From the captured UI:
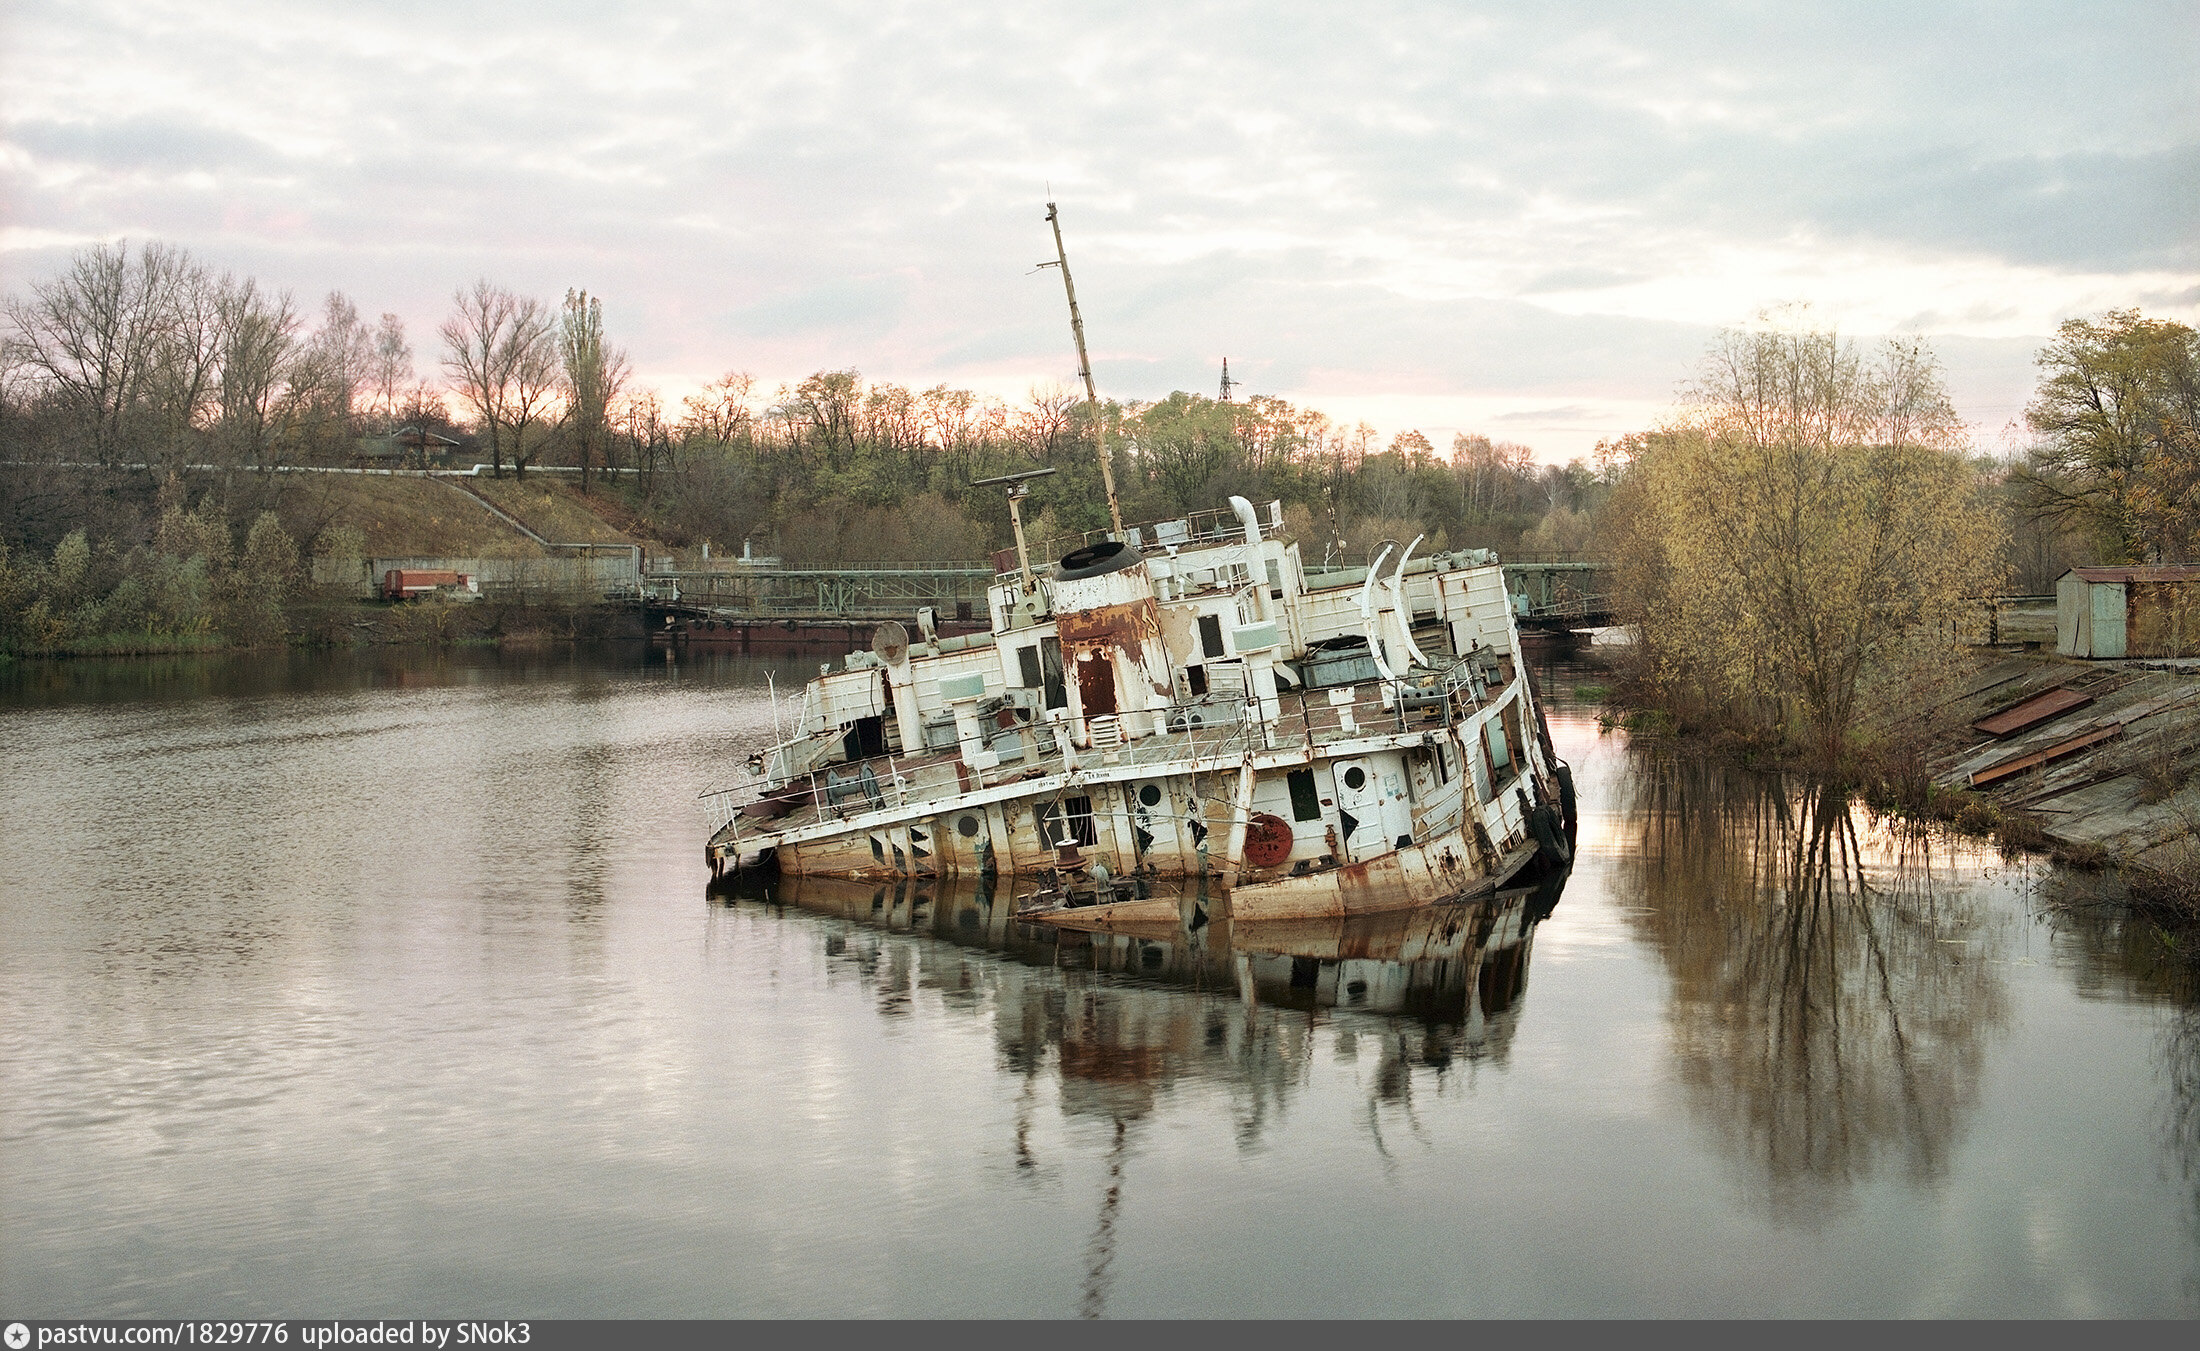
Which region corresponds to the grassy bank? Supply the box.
[6,594,640,659]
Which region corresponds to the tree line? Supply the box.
[1597,305,2197,768]
[0,240,1595,574]
[3,239,2193,669]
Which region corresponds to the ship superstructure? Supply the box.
[703,495,1575,923]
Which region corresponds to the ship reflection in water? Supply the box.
[713,869,1563,1316]
[724,869,1561,1051]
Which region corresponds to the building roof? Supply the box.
[2063,565,2200,584]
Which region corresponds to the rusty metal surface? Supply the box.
[1054,596,1162,656]
[1973,687,2093,737]
[2068,565,2200,584]
[1242,812,1294,869]
[1969,725,2123,787]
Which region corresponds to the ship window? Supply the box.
[1036,797,1098,849]
[1486,718,1513,772]
[1018,645,1042,689]
[1138,784,1163,808]
[1287,769,1321,822]
[1063,795,1097,847]
[1266,559,1283,594]
[1186,664,1208,697]
[1199,614,1225,658]
[1040,637,1067,710]
[1343,765,1367,791]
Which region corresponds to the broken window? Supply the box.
[1198,614,1225,659]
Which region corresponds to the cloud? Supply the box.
[9,116,282,174]
[1,0,2192,460]
[1495,406,1596,424]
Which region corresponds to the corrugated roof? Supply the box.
[2064,565,2200,584]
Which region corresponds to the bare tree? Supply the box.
[5,240,206,465]
[307,292,374,431]
[144,265,226,471]
[397,381,449,468]
[679,371,758,450]
[504,314,561,481]
[1010,383,1078,463]
[558,289,628,494]
[439,280,554,479]
[368,313,412,431]
[617,388,673,494]
[211,278,302,468]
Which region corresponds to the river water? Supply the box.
[1,646,2194,1318]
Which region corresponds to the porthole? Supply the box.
[957,814,980,837]
[1343,766,1367,791]
[1138,784,1162,807]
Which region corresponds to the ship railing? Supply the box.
[1028,504,1270,569]
[1269,659,1487,747]
[703,742,964,841]
[700,658,1497,844]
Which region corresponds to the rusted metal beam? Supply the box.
[1969,725,2122,787]
[1973,687,2093,738]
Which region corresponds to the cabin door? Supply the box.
[1076,650,1119,718]
[1331,755,1410,862]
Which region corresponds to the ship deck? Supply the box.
[704,663,1506,852]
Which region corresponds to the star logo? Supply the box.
[4,1322,30,1350]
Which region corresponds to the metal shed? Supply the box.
[2056,565,2200,659]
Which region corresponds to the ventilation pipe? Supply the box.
[1229,495,1263,545]
[1389,534,1431,669]
[1358,544,1397,682]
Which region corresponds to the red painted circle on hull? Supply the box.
[1243,813,1295,869]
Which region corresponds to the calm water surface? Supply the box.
[2,646,2194,1317]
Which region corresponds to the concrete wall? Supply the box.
[313,554,641,598]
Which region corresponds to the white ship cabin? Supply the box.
[743,496,1539,801]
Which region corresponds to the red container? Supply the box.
[382,569,469,600]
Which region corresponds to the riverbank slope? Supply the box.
[1920,649,2198,893]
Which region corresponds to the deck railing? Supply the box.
[699,653,1497,844]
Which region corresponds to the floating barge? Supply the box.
[702,495,1575,924]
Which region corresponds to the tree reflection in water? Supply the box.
[2175,1006,2200,1303]
[1618,757,2010,1222]
[2040,891,2200,1299]
[718,867,1563,1314]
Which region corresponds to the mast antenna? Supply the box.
[1043,201,1124,534]
[1219,357,1239,403]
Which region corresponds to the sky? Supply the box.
[2,0,2195,461]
